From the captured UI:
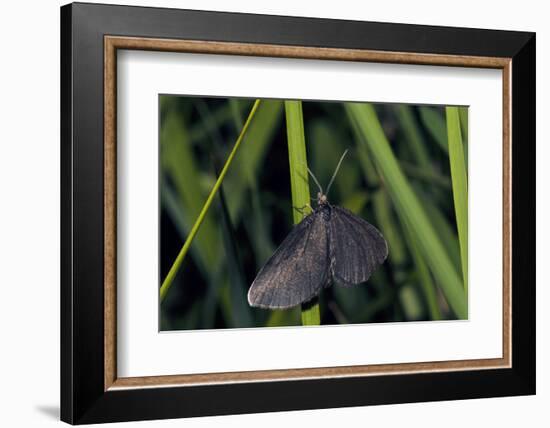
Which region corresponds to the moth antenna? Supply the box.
[306,167,324,194]
[297,162,324,194]
[326,149,349,196]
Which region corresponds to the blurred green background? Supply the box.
[159,96,468,331]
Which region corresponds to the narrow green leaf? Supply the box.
[160,110,219,272]
[188,101,248,143]
[346,102,467,318]
[399,285,423,320]
[308,120,359,200]
[218,184,253,327]
[355,141,438,319]
[285,100,321,325]
[415,185,461,272]
[458,106,469,169]
[229,100,283,221]
[400,213,442,320]
[224,100,283,267]
[393,105,431,169]
[160,185,208,277]
[160,99,262,302]
[371,190,407,268]
[400,161,451,189]
[419,106,448,153]
[446,107,468,295]
[458,107,469,144]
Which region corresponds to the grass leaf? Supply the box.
[218,184,254,327]
[419,106,448,153]
[393,105,431,169]
[160,110,220,273]
[345,102,467,318]
[285,100,321,325]
[446,106,468,295]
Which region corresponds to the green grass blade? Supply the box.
[415,185,461,272]
[229,98,244,130]
[345,102,467,318]
[218,184,253,327]
[355,139,437,320]
[458,106,469,170]
[446,107,468,295]
[308,119,360,201]
[371,189,406,269]
[419,106,448,153]
[160,99,262,302]
[400,213,442,320]
[285,100,320,325]
[160,185,210,277]
[160,109,219,273]
[400,161,451,189]
[228,100,283,220]
[393,105,431,169]
[221,100,283,267]
[188,101,248,143]
[458,106,468,141]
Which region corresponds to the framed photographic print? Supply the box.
[60,2,536,424]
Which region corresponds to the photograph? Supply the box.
[159,96,469,331]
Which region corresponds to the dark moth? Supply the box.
[248,151,388,309]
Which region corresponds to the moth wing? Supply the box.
[329,206,388,286]
[248,211,329,309]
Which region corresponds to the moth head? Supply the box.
[318,192,328,205]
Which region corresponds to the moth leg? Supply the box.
[293,204,313,217]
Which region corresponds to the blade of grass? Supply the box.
[400,161,451,189]
[351,112,407,271]
[160,185,209,276]
[229,98,244,129]
[446,106,468,296]
[458,107,469,143]
[309,120,360,200]
[231,100,282,263]
[218,183,253,327]
[346,102,467,318]
[160,99,262,302]
[188,101,249,143]
[228,100,283,221]
[415,185,461,272]
[356,149,429,321]
[160,107,222,324]
[400,213,442,320]
[160,110,219,273]
[285,100,320,325]
[393,105,431,169]
[354,123,408,316]
[418,106,448,153]
[458,106,469,170]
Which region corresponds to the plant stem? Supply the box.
[284,100,321,325]
[160,99,261,303]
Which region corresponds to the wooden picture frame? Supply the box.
[61,2,535,424]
